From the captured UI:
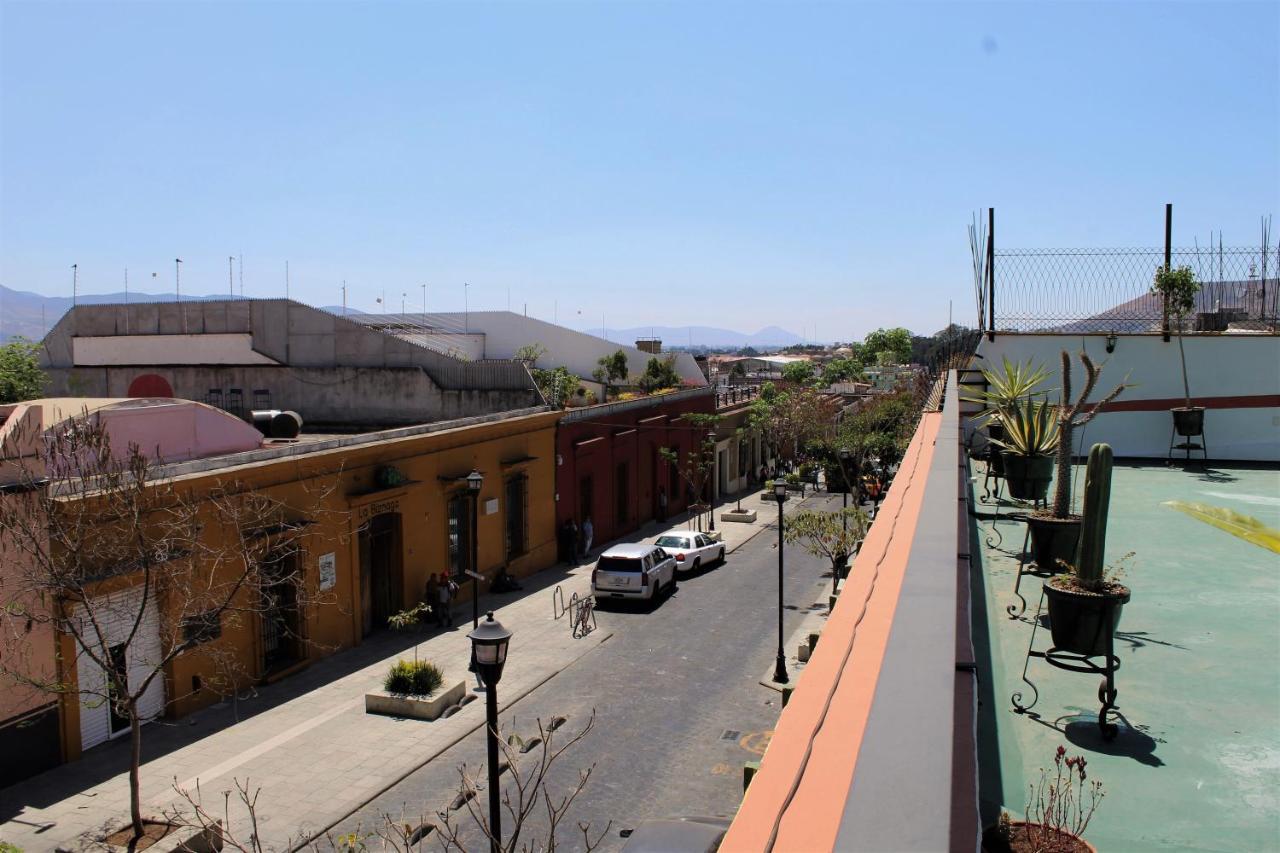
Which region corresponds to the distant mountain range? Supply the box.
[0,284,237,341]
[584,324,805,349]
[1,285,805,349]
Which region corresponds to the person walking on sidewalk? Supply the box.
[437,573,458,627]
[658,486,668,522]
[562,518,579,564]
[581,516,594,557]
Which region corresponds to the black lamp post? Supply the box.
[773,481,789,684]
[467,469,484,631]
[836,448,853,595]
[469,612,512,853]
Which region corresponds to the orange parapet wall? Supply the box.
[721,410,943,853]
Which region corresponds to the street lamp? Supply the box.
[836,448,852,594]
[469,612,512,853]
[773,481,789,684]
[467,469,484,631]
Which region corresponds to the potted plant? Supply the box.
[1152,264,1203,438]
[1027,352,1127,570]
[991,398,1057,502]
[963,357,1051,477]
[1045,443,1131,656]
[982,746,1102,853]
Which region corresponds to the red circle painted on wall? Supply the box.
[127,374,174,398]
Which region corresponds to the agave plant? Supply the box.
[962,356,1052,426]
[991,398,1059,457]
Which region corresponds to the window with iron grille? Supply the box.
[181,608,222,645]
[447,493,472,578]
[505,476,528,559]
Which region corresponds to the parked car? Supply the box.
[653,532,726,573]
[591,543,677,602]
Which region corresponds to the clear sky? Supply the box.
[2,1,1276,340]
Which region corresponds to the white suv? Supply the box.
[591,543,677,602]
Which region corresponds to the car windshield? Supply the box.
[655,536,688,548]
[597,556,643,573]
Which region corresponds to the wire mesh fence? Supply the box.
[992,246,1279,333]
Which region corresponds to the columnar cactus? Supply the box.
[1051,351,1127,518]
[1073,443,1113,591]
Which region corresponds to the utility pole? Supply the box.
[175,258,186,332]
[421,282,427,317]
[342,281,347,316]
[71,263,78,306]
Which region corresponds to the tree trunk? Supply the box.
[1052,420,1074,518]
[1177,327,1191,409]
[129,700,144,840]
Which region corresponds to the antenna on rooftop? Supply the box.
[71,263,78,307]
[342,281,347,316]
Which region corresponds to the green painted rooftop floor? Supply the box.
[971,460,1280,852]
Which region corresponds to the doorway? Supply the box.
[261,551,304,671]
[359,512,403,637]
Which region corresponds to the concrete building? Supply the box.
[39,300,543,429]
[349,311,707,400]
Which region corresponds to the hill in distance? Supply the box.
[585,324,805,349]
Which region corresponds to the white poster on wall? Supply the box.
[318,553,337,591]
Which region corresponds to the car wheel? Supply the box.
[691,558,701,573]
[718,548,726,563]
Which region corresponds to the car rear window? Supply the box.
[655,536,687,548]
[597,556,643,573]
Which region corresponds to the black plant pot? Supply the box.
[1172,406,1205,437]
[1045,579,1131,657]
[1026,515,1082,572]
[986,422,1006,477]
[1001,453,1052,502]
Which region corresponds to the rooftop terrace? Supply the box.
[973,460,1280,850]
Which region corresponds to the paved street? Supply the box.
[330,494,841,852]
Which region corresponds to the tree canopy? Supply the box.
[636,356,681,393]
[0,338,46,404]
[781,360,816,385]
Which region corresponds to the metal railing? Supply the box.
[714,384,761,409]
[988,245,1279,334]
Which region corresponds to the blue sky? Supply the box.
[2,1,1276,340]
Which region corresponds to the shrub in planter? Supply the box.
[1046,444,1131,656]
[962,356,1051,475]
[993,398,1057,502]
[1028,352,1127,570]
[1152,264,1204,437]
[384,659,445,698]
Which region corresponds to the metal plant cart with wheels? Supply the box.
[1011,585,1121,741]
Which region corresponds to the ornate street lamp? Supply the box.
[773,481,789,684]
[469,612,512,853]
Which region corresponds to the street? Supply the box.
[328,494,839,852]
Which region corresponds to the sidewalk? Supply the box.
[0,487,817,852]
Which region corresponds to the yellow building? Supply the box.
[1,401,559,768]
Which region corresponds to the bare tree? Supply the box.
[660,413,721,532]
[0,413,342,845]
[164,713,605,852]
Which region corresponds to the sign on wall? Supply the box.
[318,553,337,591]
[485,498,499,515]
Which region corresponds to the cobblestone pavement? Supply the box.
[331,493,846,853]
[0,488,821,852]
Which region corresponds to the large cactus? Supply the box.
[1051,351,1128,519]
[1073,443,1113,591]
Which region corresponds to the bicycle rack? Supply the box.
[570,593,597,639]
[552,585,567,620]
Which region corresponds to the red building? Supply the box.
[556,388,715,551]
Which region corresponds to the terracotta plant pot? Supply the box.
[1045,578,1131,657]
[1172,406,1205,437]
[1002,453,1053,502]
[982,820,1097,853]
[1026,515,1082,572]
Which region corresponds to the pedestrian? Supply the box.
[563,518,579,564]
[425,572,440,624]
[437,573,457,627]
[658,486,668,522]
[581,516,594,556]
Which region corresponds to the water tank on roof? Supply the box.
[251,409,303,439]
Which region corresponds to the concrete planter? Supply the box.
[133,822,224,853]
[721,509,757,523]
[365,680,467,721]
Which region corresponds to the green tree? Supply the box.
[592,349,630,399]
[781,361,816,384]
[531,366,580,408]
[636,356,680,393]
[783,507,870,590]
[0,338,46,403]
[821,357,864,385]
[659,412,721,532]
[862,327,913,366]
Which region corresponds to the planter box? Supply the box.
[365,680,467,721]
[151,822,225,853]
[721,509,757,523]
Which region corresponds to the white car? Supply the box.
[591,543,677,602]
[654,532,726,574]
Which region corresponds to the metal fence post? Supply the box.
[1162,203,1173,342]
[986,207,996,341]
